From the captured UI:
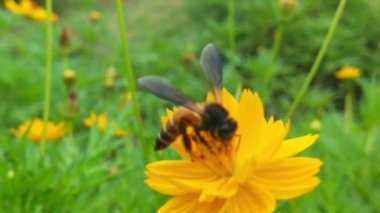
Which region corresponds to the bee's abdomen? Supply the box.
[154,116,180,150]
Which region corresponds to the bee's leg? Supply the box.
[179,119,192,152]
[194,127,214,153]
[233,134,242,152]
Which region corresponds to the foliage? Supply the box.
[0,0,379,211]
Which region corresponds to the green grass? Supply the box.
[1,0,380,212]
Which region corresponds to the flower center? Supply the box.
[186,127,238,177]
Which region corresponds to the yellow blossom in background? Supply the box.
[4,0,58,22]
[89,10,101,22]
[335,65,361,80]
[83,112,126,137]
[310,119,322,131]
[11,118,65,142]
[145,89,322,212]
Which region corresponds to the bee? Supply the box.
[138,44,237,152]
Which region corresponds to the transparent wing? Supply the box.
[200,43,223,102]
[138,76,201,113]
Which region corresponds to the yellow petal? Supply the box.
[199,177,239,202]
[253,157,322,199]
[238,116,289,165]
[221,88,239,118]
[272,134,319,160]
[97,112,107,132]
[193,198,227,213]
[83,112,97,127]
[225,182,275,213]
[145,174,195,195]
[158,194,227,213]
[145,160,217,195]
[235,89,265,161]
[5,0,25,15]
[114,129,127,137]
[158,194,199,213]
[254,119,290,163]
[146,160,214,179]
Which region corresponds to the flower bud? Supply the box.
[7,169,15,179]
[59,27,71,49]
[280,0,297,16]
[89,10,101,23]
[66,90,79,116]
[181,52,196,65]
[63,69,76,89]
[310,119,322,131]
[105,67,117,89]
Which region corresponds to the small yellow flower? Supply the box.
[7,170,15,179]
[89,10,101,22]
[280,0,298,16]
[145,89,322,212]
[335,65,361,80]
[4,0,58,22]
[310,119,322,131]
[83,112,126,137]
[11,118,65,142]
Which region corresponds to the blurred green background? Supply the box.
[0,0,379,212]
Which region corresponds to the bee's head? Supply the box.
[216,119,237,142]
[203,103,237,142]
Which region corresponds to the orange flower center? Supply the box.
[185,126,239,177]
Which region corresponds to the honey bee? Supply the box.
[138,44,237,152]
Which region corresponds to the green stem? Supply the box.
[41,0,53,155]
[344,84,353,129]
[286,0,346,120]
[265,19,285,86]
[365,127,376,154]
[115,0,146,159]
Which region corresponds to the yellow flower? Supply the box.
[89,10,101,22]
[4,0,58,22]
[83,112,126,137]
[335,65,361,80]
[310,119,322,131]
[11,118,65,142]
[145,89,322,212]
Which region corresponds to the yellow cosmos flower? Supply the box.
[89,10,101,22]
[335,65,361,80]
[145,89,322,212]
[4,0,58,22]
[11,118,65,142]
[83,112,126,137]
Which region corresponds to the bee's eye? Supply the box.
[217,120,237,139]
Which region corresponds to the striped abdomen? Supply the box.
[155,107,200,150]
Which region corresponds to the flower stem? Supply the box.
[115,0,146,159]
[41,0,53,155]
[364,127,376,154]
[344,84,353,129]
[285,0,346,120]
[265,19,285,87]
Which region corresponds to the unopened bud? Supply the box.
[59,27,71,49]
[89,10,101,23]
[7,169,15,179]
[280,0,297,16]
[181,52,196,64]
[63,69,76,89]
[119,92,132,107]
[109,167,119,176]
[66,90,79,116]
[105,67,117,88]
[310,119,322,131]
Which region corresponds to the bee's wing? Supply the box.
[200,43,223,103]
[138,76,202,113]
